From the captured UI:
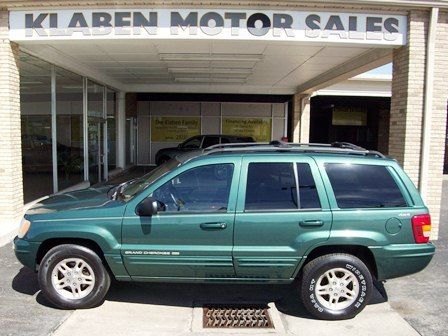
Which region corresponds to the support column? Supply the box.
[292,93,311,143]
[117,91,126,169]
[390,10,448,239]
[0,9,24,238]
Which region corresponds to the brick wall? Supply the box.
[0,10,24,233]
[292,93,310,143]
[428,10,448,239]
[390,10,448,239]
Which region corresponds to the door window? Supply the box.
[245,162,321,211]
[202,136,220,148]
[245,163,297,210]
[325,163,407,208]
[152,164,234,213]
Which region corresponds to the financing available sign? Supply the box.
[9,9,407,45]
[222,117,272,142]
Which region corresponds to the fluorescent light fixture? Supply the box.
[160,53,263,62]
[169,67,253,74]
[175,77,246,84]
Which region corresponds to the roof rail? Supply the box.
[203,141,386,158]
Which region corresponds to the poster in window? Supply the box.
[222,117,272,142]
[151,116,201,142]
[332,107,367,126]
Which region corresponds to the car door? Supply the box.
[121,157,241,279]
[233,155,332,280]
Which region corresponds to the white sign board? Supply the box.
[9,9,407,45]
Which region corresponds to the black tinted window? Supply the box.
[152,164,234,213]
[325,163,407,208]
[245,163,297,210]
[202,136,220,148]
[182,136,202,149]
[297,163,321,209]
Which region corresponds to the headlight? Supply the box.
[18,218,31,239]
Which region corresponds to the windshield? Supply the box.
[119,159,181,201]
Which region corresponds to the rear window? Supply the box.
[325,163,407,209]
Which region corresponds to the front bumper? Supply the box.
[13,236,40,270]
[369,243,435,281]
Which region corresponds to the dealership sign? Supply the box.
[9,9,407,45]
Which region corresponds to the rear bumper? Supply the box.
[13,236,40,270]
[369,243,435,281]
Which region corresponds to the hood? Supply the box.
[26,185,117,215]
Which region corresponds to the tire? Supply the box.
[38,244,111,309]
[300,253,373,320]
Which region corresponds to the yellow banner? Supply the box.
[222,117,272,142]
[151,116,201,142]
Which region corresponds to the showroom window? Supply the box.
[56,67,84,191]
[20,52,53,202]
[19,52,118,202]
[107,89,117,171]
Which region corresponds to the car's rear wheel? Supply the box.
[300,253,373,320]
[38,244,110,309]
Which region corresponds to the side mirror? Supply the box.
[136,197,158,217]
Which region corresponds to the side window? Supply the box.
[325,163,408,209]
[202,136,220,148]
[182,136,202,149]
[221,137,230,144]
[245,163,297,210]
[152,164,234,213]
[297,163,321,209]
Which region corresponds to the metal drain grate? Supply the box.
[203,305,274,328]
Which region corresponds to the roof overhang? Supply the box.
[2,0,448,10]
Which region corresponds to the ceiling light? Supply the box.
[160,53,263,62]
[169,67,253,74]
[175,77,246,84]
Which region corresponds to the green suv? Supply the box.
[14,142,435,320]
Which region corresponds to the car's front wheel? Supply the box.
[38,244,110,309]
[300,253,373,320]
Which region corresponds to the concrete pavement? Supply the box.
[53,282,418,336]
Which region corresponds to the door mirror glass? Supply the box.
[136,197,159,216]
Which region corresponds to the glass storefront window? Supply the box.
[87,80,105,185]
[20,53,120,201]
[20,53,53,203]
[107,89,117,171]
[56,67,84,190]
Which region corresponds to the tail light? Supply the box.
[411,214,431,243]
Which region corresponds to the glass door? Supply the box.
[87,81,106,185]
[88,118,105,185]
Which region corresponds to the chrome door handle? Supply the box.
[200,222,227,230]
[299,220,324,227]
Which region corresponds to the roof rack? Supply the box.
[203,141,386,158]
